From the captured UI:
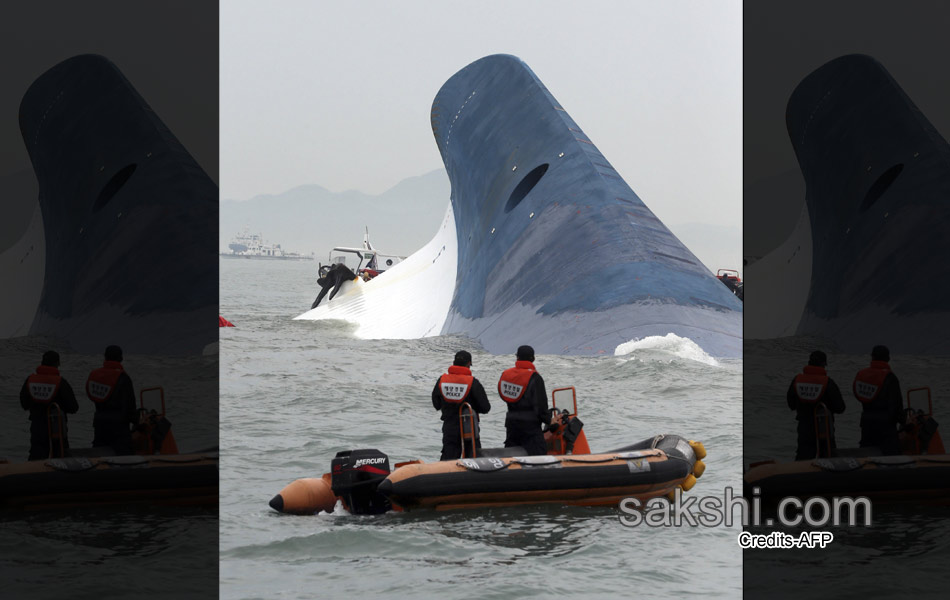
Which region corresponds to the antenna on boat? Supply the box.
[363,226,374,251]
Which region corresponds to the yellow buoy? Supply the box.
[689,440,707,460]
[667,486,681,501]
[681,473,697,491]
[693,460,706,478]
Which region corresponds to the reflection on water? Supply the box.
[747,505,950,596]
[1,507,217,598]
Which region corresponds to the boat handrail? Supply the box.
[716,268,741,280]
[907,386,932,416]
[551,386,578,416]
[140,386,166,417]
[459,402,478,458]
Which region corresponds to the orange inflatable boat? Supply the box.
[270,387,707,515]
[1,387,218,510]
[0,453,219,510]
[745,387,949,502]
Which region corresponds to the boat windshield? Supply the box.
[328,247,377,272]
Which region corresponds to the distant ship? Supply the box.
[296,55,741,357]
[222,227,312,260]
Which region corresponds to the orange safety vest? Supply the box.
[438,365,474,404]
[498,360,536,403]
[793,365,829,403]
[853,360,891,404]
[86,360,124,403]
[27,365,62,404]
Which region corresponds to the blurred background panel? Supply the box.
[744,1,950,597]
[0,1,218,598]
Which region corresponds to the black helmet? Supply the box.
[453,350,472,367]
[516,345,535,362]
[105,345,123,362]
[41,350,60,367]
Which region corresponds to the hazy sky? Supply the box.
[0,1,217,180]
[221,0,741,230]
[745,0,950,184]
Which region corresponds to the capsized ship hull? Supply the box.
[751,54,950,353]
[18,55,217,355]
[298,54,742,357]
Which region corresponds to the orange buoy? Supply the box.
[269,474,337,514]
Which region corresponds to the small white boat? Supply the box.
[319,227,404,280]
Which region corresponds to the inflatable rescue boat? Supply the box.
[745,387,950,502]
[1,387,218,510]
[270,387,707,515]
[0,453,218,510]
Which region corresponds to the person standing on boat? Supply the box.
[85,345,138,455]
[787,350,845,460]
[498,345,551,456]
[432,350,491,460]
[19,350,79,460]
[853,345,905,455]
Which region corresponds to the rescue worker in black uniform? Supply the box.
[853,345,905,455]
[85,345,138,455]
[19,350,79,460]
[432,350,491,460]
[312,263,357,309]
[786,350,845,460]
[498,345,551,456]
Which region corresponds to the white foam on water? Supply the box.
[294,203,457,339]
[313,499,349,518]
[614,333,720,366]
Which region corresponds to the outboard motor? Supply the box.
[330,449,392,515]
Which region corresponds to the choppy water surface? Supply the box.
[0,335,218,598]
[220,258,743,599]
[744,337,950,597]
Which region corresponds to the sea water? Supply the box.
[0,338,218,598]
[220,258,743,599]
[743,337,950,597]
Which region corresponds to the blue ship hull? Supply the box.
[19,55,217,354]
[786,55,950,354]
[431,55,742,357]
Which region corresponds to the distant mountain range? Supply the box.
[220,168,741,276]
[220,169,451,257]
